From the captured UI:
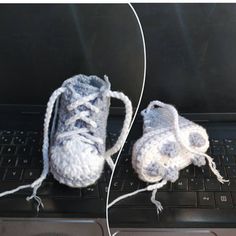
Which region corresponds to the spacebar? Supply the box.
[160,208,236,224]
[157,192,197,207]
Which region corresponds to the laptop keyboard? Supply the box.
[0,129,114,214]
[110,131,236,211]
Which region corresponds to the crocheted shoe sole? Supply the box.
[132,123,209,183]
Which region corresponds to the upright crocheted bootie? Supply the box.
[0,74,133,210]
[109,100,227,213]
[50,75,112,188]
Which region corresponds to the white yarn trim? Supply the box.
[0,76,133,211]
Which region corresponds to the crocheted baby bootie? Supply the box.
[0,74,132,210]
[108,100,227,213]
[44,74,132,189]
[132,101,210,184]
[49,75,112,187]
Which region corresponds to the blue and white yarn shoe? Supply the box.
[0,74,133,210]
[108,100,228,213]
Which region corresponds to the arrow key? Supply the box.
[198,192,215,208]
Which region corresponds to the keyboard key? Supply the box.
[119,167,134,177]
[212,155,221,165]
[195,166,211,177]
[159,208,236,224]
[121,141,130,154]
[226,166,236,178]
[228,178,236,191]
[5,168,22,181]
[13,136,26,145]
[99,182,108,200]
[157,192,197,207]
[15,130,27,136]
[111,179,123,191]
[205,178,221,191]
[231,192,236,205]
[109,191,152,206]
[17,146,31,155]
[215,192,233,208]
[211,139,223,145]
[1,156,16,167]
[0,168,5,180]
[23,169,41,180]
[226,146,236,155]
[198,192,215,208]
[0,182,31,195]
[221,155,235,166]
[224,139,234,145]
[82,185,99,198]
[17,155,31,167]
[173,178,188,191]
[109,208,158,225]
[189,178,204,191]
[38,182,82,197]
[0,136,12,144]
[123,179,139,192]
[2,145,16,155]
[120,155,131,165]
[158,182,171,191]
[109,132,119,144]
[27,136,40,146]
[31,147,42,155]
[180,166,194,177]
[0,198,33,212]
[31,156,43,167]
[211,145,225,155]
[2,130,14,136]
[218,166,227,178]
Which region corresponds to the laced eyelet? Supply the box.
[66,105,73,111]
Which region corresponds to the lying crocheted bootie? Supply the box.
[132,101,209,184]
[0,74,133,210]
[108,100,227,213]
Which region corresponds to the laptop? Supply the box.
[0,4,145,236]
[108,3,236,236]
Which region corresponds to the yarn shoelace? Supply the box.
[108,100,228,214]
[0,76,133,211]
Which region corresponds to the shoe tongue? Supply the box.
[60,75,108,131]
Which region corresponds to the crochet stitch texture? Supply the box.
[50,75,111,187]
[108,100,227,213]
[0,74,133,211]
[132,102,209,184]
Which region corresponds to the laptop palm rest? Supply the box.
[113,230,216,236]
[0,218,104,236]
